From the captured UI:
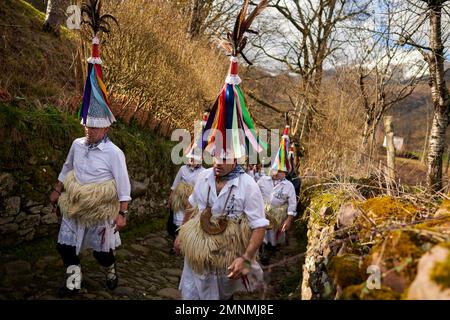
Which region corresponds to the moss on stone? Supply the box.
[430,244,450,289]
[363,230,423,289]
[359,196,418,221]
[327,254,363,287]
[340,283,401,300]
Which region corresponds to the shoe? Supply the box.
[58,285,80,298]
[59,265,82,297]
[105,263,119,290]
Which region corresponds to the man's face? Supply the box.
[213,157,236,177]
[188,157,201,167]
[272,170,286,180]
[85,127,108,144]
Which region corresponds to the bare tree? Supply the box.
[43,0,71,35]
[251,0,370,143]
[394,0,450,191]
[339,1,425,160]
[188,0,214,38]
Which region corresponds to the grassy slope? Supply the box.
[0,0,77,101]
[0,1,179,255]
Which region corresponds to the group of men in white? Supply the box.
[167,127,300,300]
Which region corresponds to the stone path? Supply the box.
[0,230,302,300]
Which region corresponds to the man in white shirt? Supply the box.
[49,16,130,296]
[167,152,205,240]
[258,126,297,265]
[174,150,269,300]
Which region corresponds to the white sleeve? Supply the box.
[110,149,132,202]
[287,183,297,217]
[171,167,183,190]
[57,141,76,183]
[244,179,269,229]
[188,177,201,208]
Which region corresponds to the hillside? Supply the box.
[0,0,77,104]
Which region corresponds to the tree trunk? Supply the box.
[384,116,396,194]
[188,0,212,39]
[43,0,70,35]
[427,110,449,190]
[426,3,450,191]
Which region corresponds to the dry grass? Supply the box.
[0,0,77,105]
[95,0,228,134]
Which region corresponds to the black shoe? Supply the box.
[58,285,80,298]
[105,264,119,290]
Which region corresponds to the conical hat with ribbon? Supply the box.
[271,125,291,172]
[78,0,118,128]
[201,0,268,160]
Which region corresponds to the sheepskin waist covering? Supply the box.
[265,203,288,231]
[171,182,194,212]
[179,208,252,275]
[58,170,120,227]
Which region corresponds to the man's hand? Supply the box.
[50,190,60,205]
[173,235,181,254]
[227,257,250,280]
[281,215,294,233]
[114,214,127,232]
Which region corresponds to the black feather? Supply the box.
[81,0,118,37]
[225,0,267,64]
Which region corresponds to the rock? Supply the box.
[41,212,58,225]
[4,260,31,275]
[114,286,135,296]
[28,205,44,215]
[18,228,34,236]
[407,245,450,299]
[161,268,182,277]
[129,244,149,255]
[0,173,15,197]
[165,275,179,283]
[0,223,19,234]
[319,206,332,218]
[83,294,98,299]
[115,249,135,260]
[337,203,360,228]
[24,200,39,208]
[40,205,53,215]
[35,256,60,270]
[20,214,41,229]
[97,291,113,299]
[130,180,149,199]
[156,288,181,300]
[3,196,21,216]
[0,217,15,225]
[14,212,27,224]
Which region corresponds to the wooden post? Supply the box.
[384,116,396,194]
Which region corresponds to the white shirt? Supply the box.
[171,165,205,190]
[257,176,297,217]
[171,164,205,227]
[188,168,269,230]
[58,137,131,202]
[254,170,265,183]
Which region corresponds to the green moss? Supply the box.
[19,0,46,21]
[359,196,418,221]
[430,245,450,289]
[363,230,423,287]
[328,254,363,287]
[340,283,401,300]
[307,191,347,225]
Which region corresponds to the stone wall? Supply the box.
[0,165,171,246]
